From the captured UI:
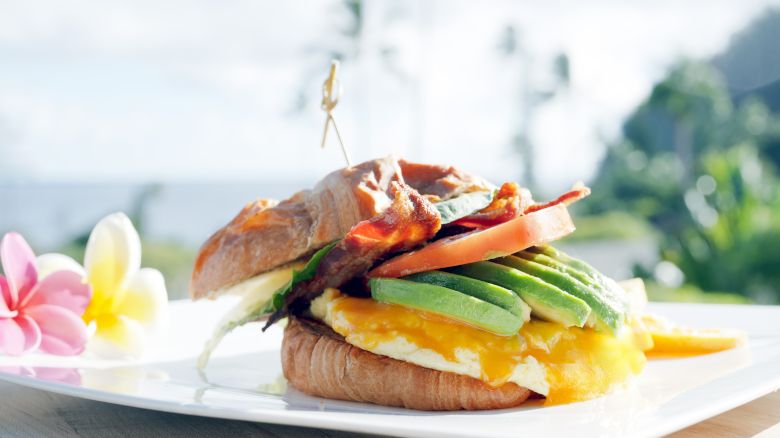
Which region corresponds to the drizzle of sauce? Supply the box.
[329,296,646,405]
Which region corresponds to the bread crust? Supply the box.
[281,317,533,411]
[190,156,490,300]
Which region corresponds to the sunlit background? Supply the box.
[2,0,780,301]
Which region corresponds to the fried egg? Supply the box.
[311,289,647,404]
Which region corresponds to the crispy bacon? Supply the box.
[451,182,534,228]
[453,183,591,229]
[264,182,441,327]
[524,184,591,214]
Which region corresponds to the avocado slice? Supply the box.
[448,261,591,327]
[434,191,494,224]
[497,255,625,333]
[404,270,531,322]
[530,246,629,313]
[517,250,627,311]
[369,278,523,336]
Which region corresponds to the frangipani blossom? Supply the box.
[82,213,168,358]
[40,213,169,358]
[0,233,92,356]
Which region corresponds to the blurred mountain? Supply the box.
[713,8,780,112]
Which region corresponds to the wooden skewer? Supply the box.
[320,60,352,167]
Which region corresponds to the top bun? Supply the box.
[190,156,490,300]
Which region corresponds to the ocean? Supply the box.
[0,181,311,250]
[1,181,657,284]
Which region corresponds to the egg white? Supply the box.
[310,290,550,395]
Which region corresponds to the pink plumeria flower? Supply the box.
[0,232,92,356]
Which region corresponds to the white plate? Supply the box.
[1,300,779,438]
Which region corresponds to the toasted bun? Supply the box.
[190,156,490,300]
[281,317,533,411]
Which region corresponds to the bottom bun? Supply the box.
[281,317,533,410]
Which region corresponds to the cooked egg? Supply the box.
[198,265,301,369]
[310,290,646,405]
[217,264,302,299]
[641,313,746,357]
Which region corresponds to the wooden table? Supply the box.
[1,381,777,437]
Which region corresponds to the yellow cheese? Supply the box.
[311,290,647,405]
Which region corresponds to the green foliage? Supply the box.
[139,241,196,300]
[644,281,751,304]
[661,144,780,301]
[590,61,780,303]
[563,211,655,243]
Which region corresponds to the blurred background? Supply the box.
[2,0,779,302]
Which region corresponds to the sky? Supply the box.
[1,0,779,191]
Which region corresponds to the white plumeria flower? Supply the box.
[36,253,86,279]
[40,212,168,358]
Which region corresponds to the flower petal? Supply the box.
[36,253,86,280]
[33,367,82,385]
[24,305,89,356]
[116,268,168,327]
[88,314,146,359]
[24,271,92,316]
[0,275,15,317]
[15,315,42,353]
[83,213,141,318]
[1,232,38,309]
[0,366,35,377]
[0,318,26,356]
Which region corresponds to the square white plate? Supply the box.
[1,300,778,438]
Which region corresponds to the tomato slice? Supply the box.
[369,203,575,278]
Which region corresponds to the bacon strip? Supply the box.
[264,182,441,327]
[451,182,534,228]
[453,183,590,229]
[524,185,591,214]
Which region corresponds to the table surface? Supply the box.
[1,380,777,438]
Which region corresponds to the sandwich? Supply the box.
[191,156,744,410]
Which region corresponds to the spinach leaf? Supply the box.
[198,241,339,369]
[262,241,338,313]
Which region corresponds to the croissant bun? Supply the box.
[190,156,490,300]
[281,317,532,411]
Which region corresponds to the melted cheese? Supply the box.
[311,290,646,405]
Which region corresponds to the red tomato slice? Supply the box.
[368,203,575,278]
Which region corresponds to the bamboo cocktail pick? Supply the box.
[320,60,352,167]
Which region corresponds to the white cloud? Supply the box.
[1,0,778,187]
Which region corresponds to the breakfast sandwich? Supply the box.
[191,156,743,410]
